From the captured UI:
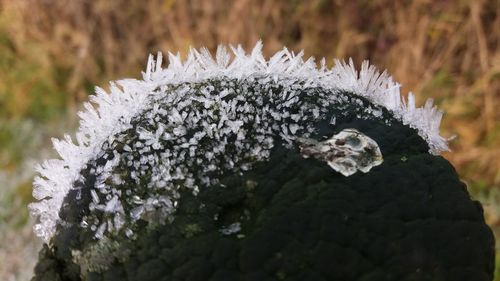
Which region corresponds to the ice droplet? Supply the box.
[298,128,383,176]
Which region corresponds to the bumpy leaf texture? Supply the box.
[30,43,494,281]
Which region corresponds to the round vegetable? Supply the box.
[30,43,494,281]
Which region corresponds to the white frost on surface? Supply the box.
[29,41,449,242]
[219,222,242,235]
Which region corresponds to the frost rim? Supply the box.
[29,41,449,242]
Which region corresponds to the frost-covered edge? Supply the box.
[29,41,449,242]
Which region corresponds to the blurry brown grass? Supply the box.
[0,0,499,279]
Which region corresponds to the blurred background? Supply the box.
[0,0,498,280]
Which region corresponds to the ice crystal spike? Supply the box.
[29,42,449,243]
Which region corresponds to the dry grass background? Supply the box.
[0,0,499,280]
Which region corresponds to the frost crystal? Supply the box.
[29,41,449,242]
[220,222,242,235]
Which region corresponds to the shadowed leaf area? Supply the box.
[33,105,494,281]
